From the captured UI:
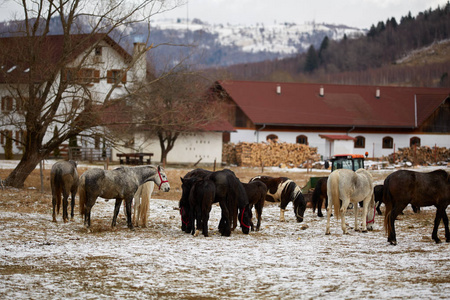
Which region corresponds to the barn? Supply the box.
[211,80,450,159]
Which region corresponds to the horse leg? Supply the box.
[442,210,450,243]
[387,205,405,245]
[52,193,58,222]
[111,199,123,229]
[340,198,349,234]
[125,198,134,230]
[70,190,76,220]
[219,201,231,237]
[62,190,69,223]
[353,201,360,232]
[325,201,332,235]
[361,197,370,233]
[376,200,382,215]
[317,196,324,218]
[255,201,263,231]
[432,207,445,243]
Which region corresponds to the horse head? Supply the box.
[155,166,170,192]
[366,194,376,231]
[293,189,307,223]
[238,204,252,234]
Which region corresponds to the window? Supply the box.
[266,134,278,142]
[382,136,393,149]
[0,130,12,145]
[410,137,421,147]
[94,46,102,56]
[296,135,308,145]
[64,68,100,83]
[355,136,365,148]
[1,96,13,112]
[107,69,127,84]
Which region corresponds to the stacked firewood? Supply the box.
[222,141,320,167]
[387,146,450,165]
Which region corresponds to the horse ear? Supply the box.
[180,177,184,183]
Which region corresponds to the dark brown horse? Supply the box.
[242,181,267,231]
[383,169,450,245]
[311,177,328,217]
[180,168,251,236]
[250,176,306,223]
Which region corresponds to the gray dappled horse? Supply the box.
[326,168,375,235]
[79,165,170,232]
[50,160,79,222]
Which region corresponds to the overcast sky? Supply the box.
[0,0,447,29]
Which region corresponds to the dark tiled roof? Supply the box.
[218,80,450,128]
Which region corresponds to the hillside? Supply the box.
[217,4,450,88]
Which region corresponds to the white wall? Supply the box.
[113,131,224,165]
[230,129,450,160]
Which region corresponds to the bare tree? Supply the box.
[130,68,223,164]
[0,0,182,188]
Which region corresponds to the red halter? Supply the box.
[366,205,376,225]
[240,206,251,229]
[157,168,169,190]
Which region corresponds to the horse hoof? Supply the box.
[194,230,200,237]
[434,239,442,244]
[389,240,397,246]
[362,230,368,233]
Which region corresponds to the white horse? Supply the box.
[133,181,155,227]
[325,168,375,235]
[79,165,170,231]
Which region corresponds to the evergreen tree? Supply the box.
[304,45,319,73]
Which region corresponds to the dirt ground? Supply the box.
[1,163,449,299]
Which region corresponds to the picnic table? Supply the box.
[116,153,153,165]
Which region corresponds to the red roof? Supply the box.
[217,80,450,128]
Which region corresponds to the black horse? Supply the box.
[250,176,306,223]
[182,177,215,237]
[180,168,251,236]
[311,177,328,217]
[374,184,420,216]
[373,184,384,215]
[383,169,450,245]
[242,180,267,231]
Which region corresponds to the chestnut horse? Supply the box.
[383,169,450,245]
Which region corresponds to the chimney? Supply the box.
[276,84,281,95]
[319,86,324,97]
[375,87,380,99]
[131,42,147,84]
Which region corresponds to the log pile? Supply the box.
[387,146,450,165]
[222,141,320,167]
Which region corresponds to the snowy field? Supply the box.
[1,193,450,299]
[0,161,449,299]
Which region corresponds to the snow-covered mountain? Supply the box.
[142,18,366,71]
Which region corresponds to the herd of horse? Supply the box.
[47,160,449,245]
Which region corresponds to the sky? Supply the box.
[0,0,448,29]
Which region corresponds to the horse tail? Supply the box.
[53,168,64,214]
[139,182,154,226]
[329,172,341,219]
[78,175,86,216]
